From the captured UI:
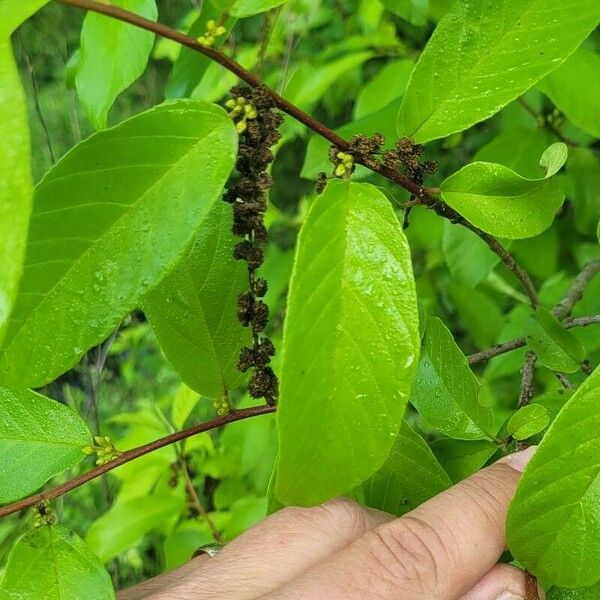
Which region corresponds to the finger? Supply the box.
[269,447,536,600]
[116,557,211,600]
[118,497,391,600]
[460,563,545,600]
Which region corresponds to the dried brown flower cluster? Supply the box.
[224,85,283,406]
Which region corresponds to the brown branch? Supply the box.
[565,314,600,328]
[518,96,575,148]
[553,259,600,320]
[55,0,539,308]
[468,314,600,364]
[468,337,527,364]
[179,456,224,544]
[517,351,537,408]
[0,405,275,520]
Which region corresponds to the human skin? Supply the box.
[118,446,541,600]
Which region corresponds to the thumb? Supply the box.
[271,446,536,600]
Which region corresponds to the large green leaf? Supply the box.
[86,493,183,563]
[358,422,451,516]
[526,307,585,373]
[442,222,499,286]
[507,365,600,587]
[538,48,600,139]
[397,0,600,142]
[411,316,494,439]
[354,58,414,119]
[430,438,497,483]
[473,127,554,179]
[143,201,250,398]
[0,526,114,600]
[76,0,158,129]
[0,388,91,503]
[275,181,420,506]
[548,584,600,599]
[440,143,567,239]
[0,100,237,389]
[0,41,33,347]
[0,0,50,33]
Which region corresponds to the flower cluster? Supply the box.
[82,436,122,466]
[197,19,226,48]
[225,96,259,134]
[383,137,438,185]
[33,500,56,527]
[224,85,283,406]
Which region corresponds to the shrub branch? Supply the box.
[55,0,538,308]
[0,405,275,520]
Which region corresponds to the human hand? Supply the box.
[118,447,541,600]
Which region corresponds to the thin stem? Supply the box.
[468,337,527,364]
[518,96,575,148]
[55,0,539,308]
[468,314,600,364]
[517,352,537,408]
[17,32,56,164]
[179,455,224,544]
[0,405,275,520]
[553,259,600,320]
[565,315,600,328]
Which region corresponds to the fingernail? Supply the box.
[501,446,537,473]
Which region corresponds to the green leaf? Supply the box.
[448,283,504,348]
[538,48,600,139]
[411,316,494,440]
[0,525,114,600]
[440,143,568,239]
[166,11,237,99]
[170,384,201,430]
[507,404,550,441]
[86,493,183,563]
[0,41,33,347]
[548,583,600,599]
[354,58,414,119]
[76,0,158,129]
[275,181,420,506]
[163,520,214,570]
[143,201,250,398]
[379,0,429,26]
[230,0,289,17]
[565,147,600,235]
[0,100,237,389]
[442,222,499,286]
[430,438,497,483]
[0,0,50,33]
[526,307,585,373]
[540,142,569,177]
[474,127,554,179]
[0,388,91,503]
[284,52,374,111]
[507,365,600,587]
[359,422,451,516]
[397,0,600,142]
